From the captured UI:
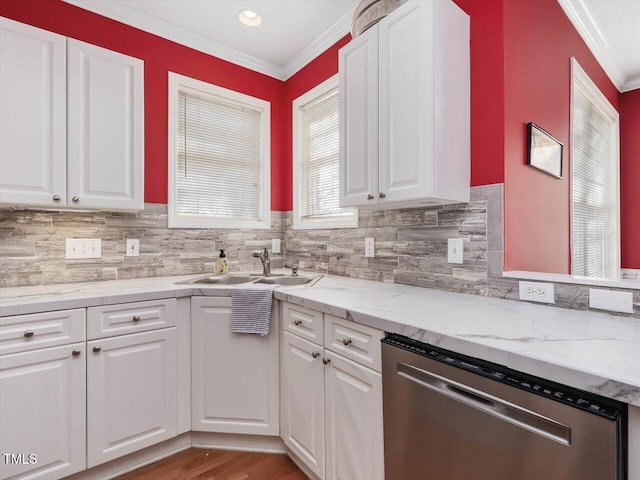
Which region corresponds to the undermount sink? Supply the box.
[255,276,317,286]
[179,275,255,285]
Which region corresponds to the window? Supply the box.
[571,58,620,278]
[168,72,270,229]
[293,74,357,229]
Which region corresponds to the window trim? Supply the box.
[167,72,271,229]
[569,57,620,278]
[292,74,357,230]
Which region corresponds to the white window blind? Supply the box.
[571,62,619,278]
[177,90,263,220]
[294,77,356,229]
[168,73,270,229]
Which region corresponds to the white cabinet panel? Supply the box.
[339,25,379,208]
[87,328,176,467]
[191,297,279,435]
[0,18,67,208]
[87,299,176,340]
[0,343,86,480]
[281,331,325,478]
[325,351,384,480]
[67,39,143,211]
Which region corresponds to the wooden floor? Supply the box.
[114,448,308,480]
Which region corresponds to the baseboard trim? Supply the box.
[191,431,287,454]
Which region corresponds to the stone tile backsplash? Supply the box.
[0,183,637,318]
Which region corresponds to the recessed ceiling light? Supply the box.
[238,9,261,26]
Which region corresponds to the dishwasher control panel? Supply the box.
[383,334,624,421]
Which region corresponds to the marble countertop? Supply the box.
[2,272,639,407]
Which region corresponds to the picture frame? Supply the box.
[526,122,563,178]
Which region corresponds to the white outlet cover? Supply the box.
[126,239,140,257]
[589,289,634,314]
[364,237,375,258]
[518,281,555,304]
[448,238,464,264]
[272,238,281,254]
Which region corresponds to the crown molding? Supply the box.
[281,5,355,80]
[557,0,628,92]
[622,75,640,93]
[62,0,287,80]
[62,0,357,82]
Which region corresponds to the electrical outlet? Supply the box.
[364,237,375,258]
[126,239,140,257]
[65,238,101,259]
[447,238,464,264]
[272,238,281,254]
[518,281,555,304]
[589,289,634,314]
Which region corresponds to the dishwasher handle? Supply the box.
[397,362,572,446]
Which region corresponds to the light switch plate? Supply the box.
[126,239,140,257]
[589,289,634,314]
[518,281,555,304]
[364,237,375,258]
[448,238,464,264]
[65,238,101,259]
[272,238,281,254]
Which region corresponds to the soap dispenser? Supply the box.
[217,249,228,274]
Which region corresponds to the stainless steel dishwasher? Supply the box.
[382,334,627,480]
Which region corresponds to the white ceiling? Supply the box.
[62,0,359,80]
[64,0,639,90]
[559,0,640,92]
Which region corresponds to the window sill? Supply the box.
[292,216,358,231]
[503,270,640,290]
[168,214,271,230]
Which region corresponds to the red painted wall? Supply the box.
[502,0,620,273]
[0,0,287,209]
[620,89,640,269]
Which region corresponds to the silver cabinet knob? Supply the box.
[379,192,386,199]
[312,351,320,358]
[23,330,34,338]
[367,194,374,200]
[132,315,141,322]
[72,196,79,203]
[342,338,352,346]
[293,319,302,326]
[322,357,331,365]
[72,349,81,357]
[53,195,61,201]
[93,346,101,353]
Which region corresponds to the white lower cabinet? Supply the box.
[191,297,279,435]
[281,303,384,480]
[0,343,86,480]
[87,328,177,468]
[282,331,326,478]
[324,351,384,480]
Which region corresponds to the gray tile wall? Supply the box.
[0,184,637,318]
[0,205,284,287]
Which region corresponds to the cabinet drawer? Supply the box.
[324,315,383,372]
[87,299,176,339]
[282,302,324,345]
[0,309,85,355]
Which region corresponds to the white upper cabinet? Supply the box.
[0,18,67,208]
[67,40,144,211]
[0,18,144,211]
[339,0,470,209]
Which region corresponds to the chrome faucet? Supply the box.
[252,248,271,276]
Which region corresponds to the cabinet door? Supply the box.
[191,297,279,435]
[325,351,384,480]
[281,332,325,478]
[339,24,379,208]
[67,39,143,211]
[0,18,67,208]
[87,328,176,468]
[378,1,435,203]
[0,343,86,480]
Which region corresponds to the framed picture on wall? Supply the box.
[526,122,563,178]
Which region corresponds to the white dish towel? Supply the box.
[231,284,278,335]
